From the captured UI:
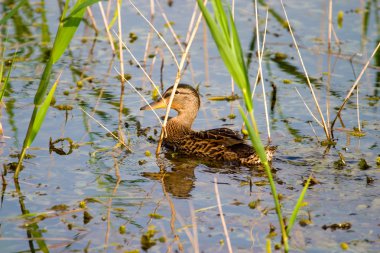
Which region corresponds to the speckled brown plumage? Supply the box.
[140,84,275,166]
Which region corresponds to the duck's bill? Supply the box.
[140,99,166,111]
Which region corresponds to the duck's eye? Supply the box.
[175,90,180,94]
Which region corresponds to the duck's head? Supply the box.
[140,84,200,128]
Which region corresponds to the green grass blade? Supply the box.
[0,0,28,25]
[286,175,312,235]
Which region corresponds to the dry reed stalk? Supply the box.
[175,209,198,251]
[326,0,334,135]
[158,47,165,89]
[241,8,268,134]
[252,9,269,97]
[114,31,164,100]
[106,0,112,20]
[331,25,340,45]
[230,0,235,95]
[214,177,233,253]
[326,51,332,134]
[331,42,380,133]
[116,0,124,77]
[78,86,104,143]
[182,2,200,84]
[295,87,323,128]
[280,0,330,140]
[142,28,153,69]
[202,19,209,85]
[356,83,361,131]
[128,0,179,69]
[185,3,199,43]
[155,0,207,154]
[308,121,320,142]
[146,47,165,89]
[327,0,332,51]
[98,2,115,55]
[115,68,163,125]
[161,177,184,252]
[155,0,184,52]
[80,108,131,151]
[0,237,74,242]
[118,85,126,145]
[105,155,121,247]
[189,203,200,253]
[86,7,99,34]
[116,0,126,145]
[150,0,154,16]
[254,0,270,140]
[142,0,155,69]
[148,47,159,79]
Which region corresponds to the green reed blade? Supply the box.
[240,107,289,252]
[34,0,88,105]
[238,107,267,162]
[51,1,90,63]
[63,0,103,21]
[199,0,290,250]
[40,0,51,44]
[362,1,371,39]
[0,46,4,98]
[0,0,27,25]
[286,175,312,235]
[212,0,230,39]
[15,76,60,179]
[1,50,17,101]
[16,0,102,178]
[29,223,49,253]
[197,0,252,111]
[27,77,59,148]
[266,238,272,253]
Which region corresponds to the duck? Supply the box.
[140,84,274,166]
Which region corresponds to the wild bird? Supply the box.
[140,84,274,166]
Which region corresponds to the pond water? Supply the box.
[0,0,379,252]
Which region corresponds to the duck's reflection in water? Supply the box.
[142,150,274,199]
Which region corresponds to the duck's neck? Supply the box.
[165,111,197,141]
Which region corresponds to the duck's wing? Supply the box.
[190,128,244,147]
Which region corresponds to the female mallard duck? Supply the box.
[140,84,274,166]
